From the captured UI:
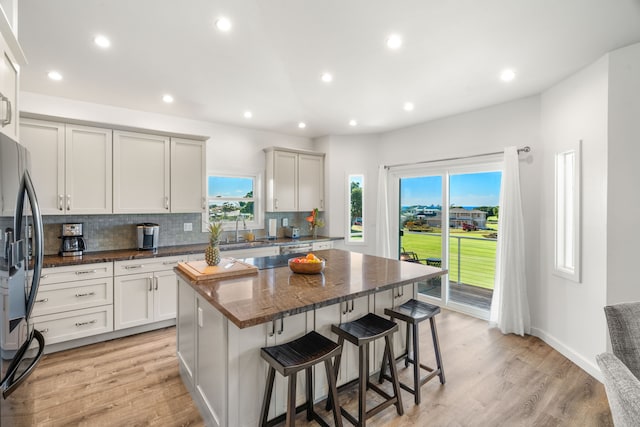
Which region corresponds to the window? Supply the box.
[555,143,581,282]
[347,174,364,243]
[205,173,262,230]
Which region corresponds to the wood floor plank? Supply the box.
[1,311,612,426]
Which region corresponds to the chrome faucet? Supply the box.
[235,215,246,242]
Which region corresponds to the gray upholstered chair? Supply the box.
[597,302,640,426]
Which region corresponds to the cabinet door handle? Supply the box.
[148,277,153,292]
[67,195,71,210]
[75,319,97,327]
[154,276,158,291]
[277,318,284,335]
[268,319,276,337]
[35,298,48,304]
[202,197,206,210]
[342,301,349,315]
[350,300,354,313]
[58,194,64,211]
[75,292,96,297]
[75,269,97,275]
[320,199,324,209]
[274,198,278,210]
[164,196,169,209]
[0,93,11,127]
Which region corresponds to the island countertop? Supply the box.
[174,248,447,329]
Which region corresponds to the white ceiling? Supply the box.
[17,0,640,138]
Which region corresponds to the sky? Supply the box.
[401,171,502,207]
[208,176,253,198]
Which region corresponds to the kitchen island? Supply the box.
[174,249,446,427]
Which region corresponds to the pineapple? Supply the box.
[205,221,223,266]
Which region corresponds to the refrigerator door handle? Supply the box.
[14,169,44,320]
[0,329,45,398]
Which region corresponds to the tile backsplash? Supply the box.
[33,211,325,255]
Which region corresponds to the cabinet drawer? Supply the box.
[114,255,186,276]
[32,278,114,317]
[40,262,113,285]
[312,241,333,251]
[33,306,114,345]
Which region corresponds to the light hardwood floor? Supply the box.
[2,310,612,426]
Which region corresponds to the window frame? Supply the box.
[554,142,581,282]
[346,173,365,244]
[203,171,263,232]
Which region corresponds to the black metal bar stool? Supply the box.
[260,331,343,427]
[329,312,403,426]
[378,299,445,405]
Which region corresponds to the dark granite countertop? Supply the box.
[174,248,447,329]
[41,236,342,268]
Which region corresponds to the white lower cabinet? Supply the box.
[177,276,311,427]
[313,295,370,400]
[114,255,184,330]
[32,262,114,345]
[372,283,416,369]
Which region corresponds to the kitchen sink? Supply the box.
[219,240,270,250]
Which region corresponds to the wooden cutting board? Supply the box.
[177,258,258,281]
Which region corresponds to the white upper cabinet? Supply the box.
[19,119,113,215]
[113,130,170,213]
[265,147,324,212]
[170,137,206,213]
[0,0,23,141]
[298,153,324,212]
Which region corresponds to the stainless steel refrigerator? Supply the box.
[0,132,45,402]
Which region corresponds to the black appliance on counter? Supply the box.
[0,133,45,401]
[59,223,86,257]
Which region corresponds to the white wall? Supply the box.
[607,43,640,305]
[314,134,380,254]
[538,56,609,378]
[20,91,313,185]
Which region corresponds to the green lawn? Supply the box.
[401,231,497,289]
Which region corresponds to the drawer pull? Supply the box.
[41,274,49,279]
[75,292,96,297]
[124,265,143,270]
[40,328,49,334]
[75,319,97,327]
[162,261,178,266]
[36,298,49,303]
[75,269,97,275]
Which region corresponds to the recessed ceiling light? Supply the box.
[386,34,402,50]
[298,122,306,129]
[47,71,62,81]
[244,111,253,119]
[403,102,414,111]
[500,69,516,82]
[349,119,357,127]
[215,17,232,32]
[94,35,110,48]
[321,72,333,83]
[162,94,174,103]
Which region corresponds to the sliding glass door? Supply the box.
[393,162,502,318]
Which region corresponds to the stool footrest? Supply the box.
[264,401,332,427]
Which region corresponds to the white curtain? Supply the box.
[490,146,530,336]
[376,165,392,258]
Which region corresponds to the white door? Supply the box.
[272,151,297,211]
[113,130,170,213]
[154,270,177,321]
[65,124,112,214]
[298,154,324,211]
[170,138,205,213]
[114,273,154,329]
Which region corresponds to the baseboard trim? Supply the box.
[530,327,602,382]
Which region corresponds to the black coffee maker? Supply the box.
[60,223,86,257]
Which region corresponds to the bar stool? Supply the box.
[329,312,403,426]
[379,299,445,405]
[260,331,343,427]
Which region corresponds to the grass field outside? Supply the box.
[401,230,497,289]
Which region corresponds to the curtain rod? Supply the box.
[384,146,531,169]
